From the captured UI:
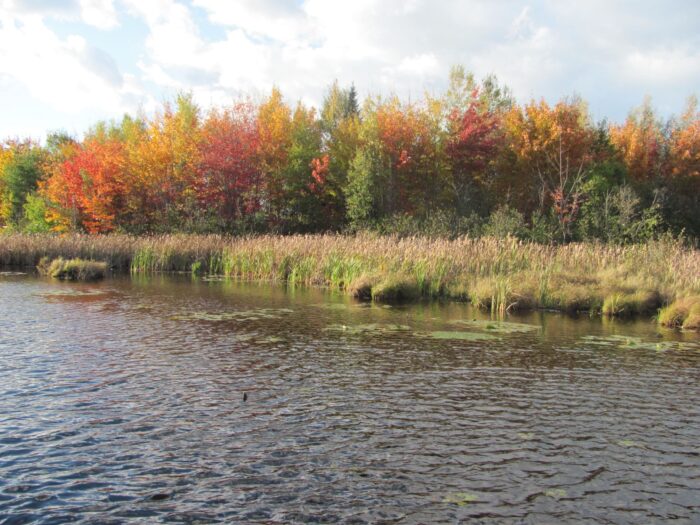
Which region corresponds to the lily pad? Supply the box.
[443,492,477,506]
[449,320,539,334]
[419,330,499,341]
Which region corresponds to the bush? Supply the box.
[482,205,527,239]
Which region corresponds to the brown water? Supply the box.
[1,273,699,524]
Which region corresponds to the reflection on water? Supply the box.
[1,274,699,523]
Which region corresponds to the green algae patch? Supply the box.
[323,323,412,336]
[310,303,351,310]
[580,335,699,352]
[617,439,644,448]
[259,335,286,343]
[544,489,567,499]
[171,308,293,322]
[443,493,478,506]
[449,319,540,334]
[420,330,499,341]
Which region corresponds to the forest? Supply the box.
[1,67,698,243]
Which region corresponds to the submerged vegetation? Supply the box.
[37,256,107,281]
[2,233,699,328]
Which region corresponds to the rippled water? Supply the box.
[1,273,699,524]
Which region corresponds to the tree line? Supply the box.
[1,66,698,243]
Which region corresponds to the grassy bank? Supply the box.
[1,233,699,327]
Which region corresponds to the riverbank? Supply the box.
[1,233,699,328]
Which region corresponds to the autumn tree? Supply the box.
[502,98,595,241]
[197,103,261,230]
[445,91,504,215]
[666,96,700,235]
[257,87,293,228]
[610,97,667,184]
[124,94,202,231]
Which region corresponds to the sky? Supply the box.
[1,0,699,140]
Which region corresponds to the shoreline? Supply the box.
[1,233,699,330]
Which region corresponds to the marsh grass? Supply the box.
[371,274,421,303]
[658,296,700,330]
[37,256,107,281]
[3,233,699,326]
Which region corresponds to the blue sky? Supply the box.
[1,0,699,140]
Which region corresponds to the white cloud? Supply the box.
[79,0,118,29]
[396,53,440,76]
[624,48,700,85]
[2,0,700,138]
[0,10,140,117]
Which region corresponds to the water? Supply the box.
[1,273,699,524]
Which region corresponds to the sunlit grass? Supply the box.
[36,256,107,281]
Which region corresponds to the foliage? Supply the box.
[0,71,698,241]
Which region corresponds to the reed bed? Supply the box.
[2,233,699,325]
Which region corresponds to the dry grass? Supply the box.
[2,233,699,324]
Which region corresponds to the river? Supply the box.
[1,273,699,524]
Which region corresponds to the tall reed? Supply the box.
[2,233,698,324]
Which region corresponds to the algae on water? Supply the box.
[442,493,478,506]
[171,308,293,322]
[449,319,540,334]
[581,335,700,352]
[419,330,499,341]
[544,489,567,499]
[323,323,412,335]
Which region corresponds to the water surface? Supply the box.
[1,274,699,524]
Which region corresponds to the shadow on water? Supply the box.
[0,273,699,523]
